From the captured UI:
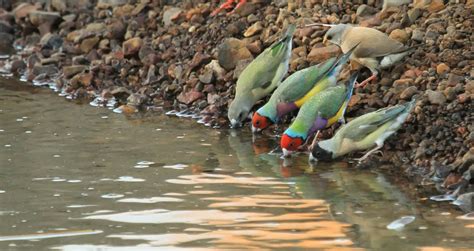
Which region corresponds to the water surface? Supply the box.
[0,77,473,250]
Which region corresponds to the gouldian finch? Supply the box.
[310,98,416,162]
[306,23,415,88]
[251,45,357,133]
[280,73,358,157]
[228,24,296,128]
[251,58,337,133]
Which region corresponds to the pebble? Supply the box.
[436,63,450,75]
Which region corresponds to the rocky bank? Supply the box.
[0,0,472,209]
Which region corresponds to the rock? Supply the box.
[123,37,142,56]
[244,21,263,37]
[382,0,411,11]
[205,60,226,81]
[400,86,418,100]
[12,3,38,20]
[458,93,470,104]
[51,0,66,12]
[408,8,422,23]
[85,22,107,34]
[32,64,58,77]
[443,87,457,101]
[0,20,13,34]
[356,4,377,17]
[76,72,93,86]
[348,94,361,107]
[105,87,130,102]
[426,0,445,13]
[414,0,445,13]
[127,93,148,107]
[63,65,87,78]
[466,81,474,94]
[217,38,253,71]
[411,29,424,42]
[97,0,127,8]
[106,20,126,39]
[207,93,220,105]
[246,40,262,54]
[234,2,257,16]
[189,52,211,70]
[426,90,446,105]
[389,29,409,43]
[10,59,26,73]
[39,33,63,50]
[80,37,99,53]
[436,63,450,75]
[0,31,13,53]
[29,11,61,27]
[177,90,203,105]
[307,45,341,63]
[447,73,463,85]
[163,7,182,26]
[199,68,214,84]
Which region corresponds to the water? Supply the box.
[0,77,473,250]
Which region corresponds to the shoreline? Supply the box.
[0,1,472,210]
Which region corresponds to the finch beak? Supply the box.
[251,125,261,134]
[323,37,328,46]
[230,119,240,128]
[308,152,318,163]
[282,148,292,158]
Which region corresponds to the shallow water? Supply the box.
[0,77,473,250]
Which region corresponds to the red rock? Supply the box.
[189,52,211,70]
[177,90,203,105]
[307,45,341,63]
[457,127,467,135]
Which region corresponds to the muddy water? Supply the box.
[0,77,473,251]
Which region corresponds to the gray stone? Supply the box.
[217,38,253,71]
[40,33,63,50]
[0,31,13,54]
[28,11,61,27]
[408,8,422,22]
[411,29,424,42]
[97,0,127,8]
[426,90,447,105]
[63,65,87,78]
[0,20,13,34]
[163,7,182,26]
[356,4,377,17]
[32,64,58,77]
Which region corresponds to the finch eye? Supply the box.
[326,35,332,40]
[255,121,260,126]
